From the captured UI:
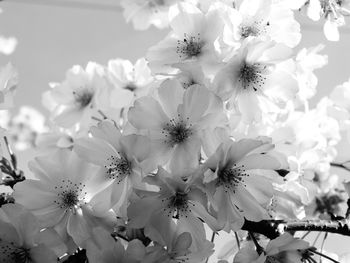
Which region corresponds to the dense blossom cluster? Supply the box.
[1,0,350,262]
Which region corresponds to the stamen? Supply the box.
[161,116,193,147]
[54,179,87,211]
[176,33,204,60]
[239,19,269,39]
[161,191,195,219]
[105,155,132,183]
[73,88,94,108]
[217,164,248,193]
[237,62,267,92]
[0,241,30,263]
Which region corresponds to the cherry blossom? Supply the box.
[120,0,180,30]
[233,233,313,263]
[146,2,224,73]
[127,167,219,250]
[128,79,227,172]
[203,138,287,231]
[13,150,115,248]
[214,39,297,123]
[107,58,156,110]
[42,62,110,130]
[74,119,155,213]
[0,204,59,263]
[221,0,301,49]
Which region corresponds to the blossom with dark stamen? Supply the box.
[204,138,286,232]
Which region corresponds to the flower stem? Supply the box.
[3,136,17,170]
[234,231,240,250]
[309,249,340,263]
[248,231,264,255]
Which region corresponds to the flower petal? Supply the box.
[128,96,168,130]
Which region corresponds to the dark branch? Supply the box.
[242,219,350,239]
[331,162,350,172]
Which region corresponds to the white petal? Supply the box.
[128,96,168,130]
[324,18,340,41]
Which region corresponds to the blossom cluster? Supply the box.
[1,0,350,262]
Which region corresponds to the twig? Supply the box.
[248,231,264,255]
[3,136,17,170]
[234,231,240,250]
[301,231,311,239]
[242,219,350,240]
[319,232,328,263]
[309,249,340,263]
[312,232,321,247]
[331,162,350,172]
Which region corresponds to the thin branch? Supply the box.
[248,231,264,255]
[312,232,322,247]
[331,162,350,172]
[301,231,311,239]
[234,231,240,250]
[319,232,328,263]
[310,249,340,263]
[4,136,17,170]
[242,219,350,240]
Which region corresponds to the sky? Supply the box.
[0,0,350,260]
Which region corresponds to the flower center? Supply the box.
[239,20,269,39]
[240,25,260,39]
[73,88,94,108]
[54,179,87,210]
[162,191,193,219]
[162,118,193,147]
[0,241,30,263]
[176,33,204,60]
[217,164,247,192]
[105,155,132,182]
[182,79,197,89]
[237,62,267,92]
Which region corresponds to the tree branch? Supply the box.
[242,219,350,239]
[331,162,350,173]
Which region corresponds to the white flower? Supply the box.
[107,57,155,109]
[74,120,155,213]
[222,0,301,48]
[120,0,179,30]
[86,226,145,263]
[0,204,59,263]
[203,138,286,231]
[295,44,328,103]
[128,79,227,172]
[214,39,297,123]
[172,62,209,89]
[233,233,312,263]
[303,0,350,41]
[144,231,214,263]
[0,63,18,110]
[146,2,224,73]
[42,62,110,130]
[13,149,115,247]
[128,167,219,250]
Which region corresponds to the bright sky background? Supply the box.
[0,0,350,260]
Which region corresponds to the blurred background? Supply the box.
[0,0,350,260]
